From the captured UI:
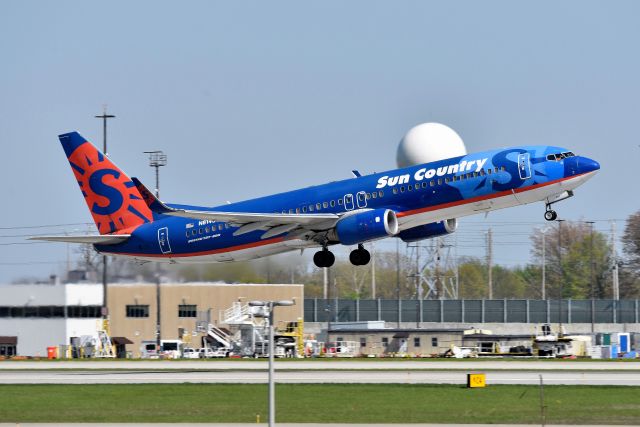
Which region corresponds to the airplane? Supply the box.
[31,131,600,268]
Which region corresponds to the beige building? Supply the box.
[107,282,303,356]
[328,328,464,357]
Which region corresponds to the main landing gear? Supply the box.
[544,204,558,221]
[313,248,335,268]
[349,244,371,266]
[312,244,372,268]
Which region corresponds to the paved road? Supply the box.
[1,368,639,385]
[2,360,640,370]
[0,424,627,427]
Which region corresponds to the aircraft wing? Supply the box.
[131,177,341,240]
[28,235,131,244]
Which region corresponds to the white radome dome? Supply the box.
[396,122,467,168]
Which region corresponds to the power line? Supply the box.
[0,222,94,230]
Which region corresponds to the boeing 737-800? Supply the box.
[32,132,600,268]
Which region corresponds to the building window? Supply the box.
[360,337,366,347]
[382,337,389,348]
[431,337,438,347]
[414,337,421,347]
[178,304,197,318]
[126,305,149,318]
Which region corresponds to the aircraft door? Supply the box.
[356,191,367,209]
[344,194,355,211]
[158,227,172,254]
[517,153,532,180]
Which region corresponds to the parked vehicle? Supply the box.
[182,347,200,359]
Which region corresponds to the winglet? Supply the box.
[131,177,174,214]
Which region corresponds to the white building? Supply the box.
[0,283,103,356]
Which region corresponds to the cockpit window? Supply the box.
[546,151,575,161]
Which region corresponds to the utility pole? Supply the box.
[95,107,115,318]
[486,228,493,299]
[323,267,328,299]
[586,221,595,334]
[144,151,167,350]
[557,219,565,336]
[541,228,547,300]
[611,221,620,300]
[396,239,400,328]
[371,243,376,299]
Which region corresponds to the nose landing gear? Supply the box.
[349,244,371,266]
[544,205,558,221]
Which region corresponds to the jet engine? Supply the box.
[335,209,399,245]
[398,218,457,243]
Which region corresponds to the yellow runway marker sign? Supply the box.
[467,373,486,388]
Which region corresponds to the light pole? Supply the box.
[541,227,549,300]
[95,108,115,318]
[144,150,167,350]
[248,299,295,427]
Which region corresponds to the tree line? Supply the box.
[61,211,640,300]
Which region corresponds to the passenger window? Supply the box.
[302,206,307,213]
[323,202,328,208]
[473,172,478,178]
[338,199,343,205]
[289,209,293,214]
[480,170,485,176]
[309,205,314,212]
[487,169,492,174]
[218,224,224,231]
[430,181,434,187]
[393,188,398,194]
[316,203,321,210]
[400,186,405,193]
[421,182,427,188]
[330,200,335,207]
[407,185,413,191]
[445,177,450,183]
[414,183,420,190]
[205,227,210,233]
[378,190,384,197]
[494,167,499,173]
[437,179,442,185]
[185,231,189,238]
[366,193,371,199]
[295,208,300,214]
[501,166,506,171]
[371,192,377,199]
[225,223,229,229]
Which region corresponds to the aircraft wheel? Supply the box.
[314,249,335,268]
[349,248,371,266]
[544,210,557,221]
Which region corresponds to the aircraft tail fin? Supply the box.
[58,132,153,235]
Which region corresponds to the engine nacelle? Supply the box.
[398,218,457,243]
[335,209,399,246]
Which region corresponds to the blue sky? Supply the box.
[0,1,638,282]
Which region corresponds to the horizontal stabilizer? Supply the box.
[29,235,130,245]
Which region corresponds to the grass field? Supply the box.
[1,384,639,424]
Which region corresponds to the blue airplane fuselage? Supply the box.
[95,144,599,263]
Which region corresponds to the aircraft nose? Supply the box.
[578,156,600,174]
[564,156,600,176]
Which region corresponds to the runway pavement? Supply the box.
[1,359,639,385]
[2,359,640,370]
[1,368,640,385]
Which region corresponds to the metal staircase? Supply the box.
[94,319,115,358]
